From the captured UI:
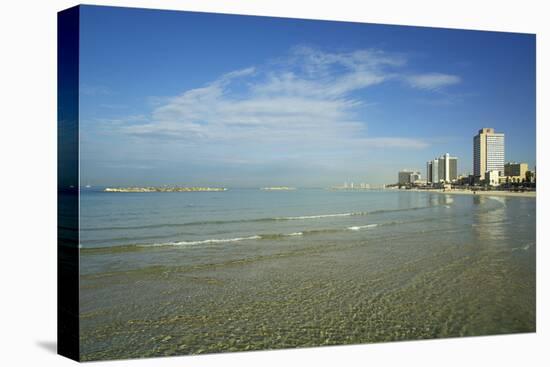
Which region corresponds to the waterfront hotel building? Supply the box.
[426,153,458,184]
[473,128,505,180]
[398,170,421,185]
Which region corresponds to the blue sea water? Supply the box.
[78,189,536,360]
[80,188,505,249]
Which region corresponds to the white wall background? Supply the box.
[0,0,547,366]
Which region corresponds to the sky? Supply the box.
[78,5,536,187]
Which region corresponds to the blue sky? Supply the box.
[79,5,536,187]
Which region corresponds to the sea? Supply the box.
[78,188,536,360]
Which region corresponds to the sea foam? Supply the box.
[279,212,361,220]
[347,224,378,231]
[145,235,262,247]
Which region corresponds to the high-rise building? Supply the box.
[473,128,505,179]
[432,159,439,183]
[448,156,458,182]
[427,153,458,184]
[438,156,446,182]
[398,170,421,185]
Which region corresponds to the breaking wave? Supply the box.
[142,235,262,247]
[81,223,385,254]
[81,205,434,232]
[277,213,361,220]
[347,224,379,231]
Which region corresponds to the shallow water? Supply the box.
[79,189,536,360]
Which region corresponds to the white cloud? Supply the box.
[405,72,461,90]
[116,47,443,153]
[88,46,468,184]
[289,46,407,75]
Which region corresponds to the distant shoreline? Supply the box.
[403,188,535,198]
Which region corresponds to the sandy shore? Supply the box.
[405,188,535,198]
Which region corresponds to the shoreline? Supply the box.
[403,188,535,198]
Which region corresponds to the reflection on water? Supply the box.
[424,193,453,208]
[395,190,454,209]
[472,196,508,243]
[441,194,454,206]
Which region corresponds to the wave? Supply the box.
[80,231,197,245]
[81,222,387,254]
[146,230,319,246]
[277,213,361,220]
[81,205,435,232]
[80,214,444,251]
[287,232,303,236]
[140,230,317,248]
[347,224,378,231]
[142,235,262,247]
[81,212,366,231]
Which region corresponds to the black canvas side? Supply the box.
[57,5,80,362]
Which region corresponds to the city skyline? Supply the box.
[79,6,536,187]
[425,153,458,184]
[397,126,535,186]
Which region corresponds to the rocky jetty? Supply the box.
[104,187,227,193]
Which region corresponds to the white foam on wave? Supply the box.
[144,235,262,247]
[280,213,359,220]
[137,221,382,249]
[347,224,378,231]
[287,232,303,236]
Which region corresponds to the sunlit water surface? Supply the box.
[79,189,536,360]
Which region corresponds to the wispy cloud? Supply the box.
[405,72,461,91]
[114,46,449,151]
[85,46,464,185]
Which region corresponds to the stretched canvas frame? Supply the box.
[58,5,536,362]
